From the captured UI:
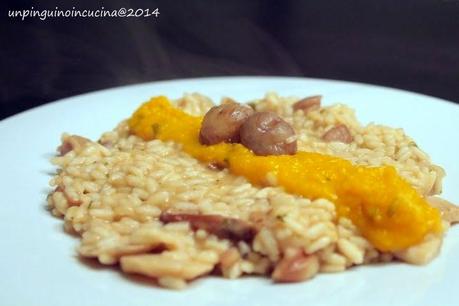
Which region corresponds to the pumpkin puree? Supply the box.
[128,96,442,252]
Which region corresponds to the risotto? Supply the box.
[47,92,458,289]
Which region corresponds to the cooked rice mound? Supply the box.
[48,92,449,289]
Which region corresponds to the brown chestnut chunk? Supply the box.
[159,213,257,241]
[272,250,319,283]
[240,112,297,156]
[292,95,322,114]
[199,103,254,145]
[57,135,91,156]
[322,124,353,143]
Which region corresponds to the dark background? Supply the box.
[1,0,459,120]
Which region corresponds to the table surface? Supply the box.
[1,0,459,120]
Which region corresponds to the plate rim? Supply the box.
[2,76,458,125]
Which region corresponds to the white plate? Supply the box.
[1,77,458,306]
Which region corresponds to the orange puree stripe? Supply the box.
[128,96,442,251]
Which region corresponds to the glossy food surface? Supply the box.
[128,96,442,252]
